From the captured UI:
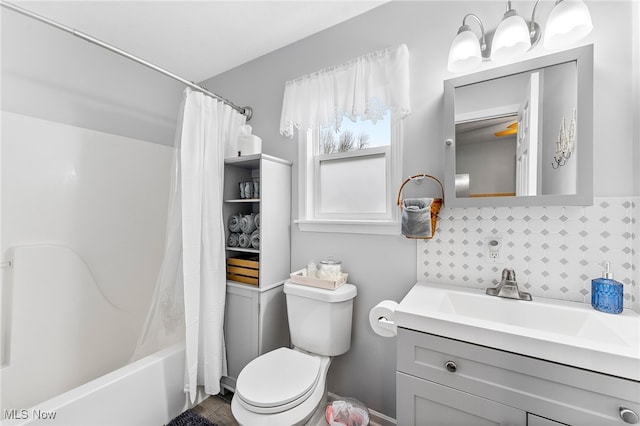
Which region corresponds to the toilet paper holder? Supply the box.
[377,317,395,331]
[369,300,399,337]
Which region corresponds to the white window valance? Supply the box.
[279,44,411,137]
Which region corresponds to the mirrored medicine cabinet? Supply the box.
[443,44,593,208]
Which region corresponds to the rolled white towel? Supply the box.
[227,233,240,247]
[254,213,260,230]
[240,213,257,234]
[238,233,251,248]
[250,230,260,250]
[228,213,243,233]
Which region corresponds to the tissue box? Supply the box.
[238,135,261,156]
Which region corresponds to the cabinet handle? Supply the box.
[620,407,639,424]
[444,361,457,373]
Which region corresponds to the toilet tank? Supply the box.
[283,281,357,356]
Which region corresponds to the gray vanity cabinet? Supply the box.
[528,414,567,426]
[397,372,525,425]
[396,328,640,425]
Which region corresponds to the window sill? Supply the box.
[295,219,400,235]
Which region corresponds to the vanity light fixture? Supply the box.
[447,14,488,74]
[447,0,593,73]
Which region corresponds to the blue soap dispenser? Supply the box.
[591,261,623,314]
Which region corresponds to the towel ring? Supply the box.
[397,174,444,240]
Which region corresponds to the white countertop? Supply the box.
[394,281,640,381]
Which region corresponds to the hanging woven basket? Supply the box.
[396,174,444,240]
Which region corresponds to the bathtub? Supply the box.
[1,343,187,426]
[1,113,183,425]
[1,246,188,425]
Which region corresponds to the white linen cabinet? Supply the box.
[221,154,291,391]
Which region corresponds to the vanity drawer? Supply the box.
[397,328,640,425]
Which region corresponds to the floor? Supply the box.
[192,393,239,426]
[189,393,330,426]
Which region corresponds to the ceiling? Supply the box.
[4,1,388,82]
[1,0,388,144]
[456,115,518,146]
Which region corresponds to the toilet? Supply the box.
[231,280,357,426]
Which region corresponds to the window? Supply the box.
[296,112,403,234]
[280,44,411,234]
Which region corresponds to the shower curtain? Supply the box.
[132,88,246,402]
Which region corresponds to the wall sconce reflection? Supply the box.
[552,109,576,169]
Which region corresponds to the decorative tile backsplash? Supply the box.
[417,197,638,311]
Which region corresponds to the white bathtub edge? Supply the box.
[1,343,187,426]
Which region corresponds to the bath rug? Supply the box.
[166,409,218,426]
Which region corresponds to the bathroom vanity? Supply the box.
[410,42,640,424]
[393,282,640,425]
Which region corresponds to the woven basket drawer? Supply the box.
[226,256,259,285]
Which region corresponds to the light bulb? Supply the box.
[492,10,531,62]
[544,0,593,49]
[447,27,482,73]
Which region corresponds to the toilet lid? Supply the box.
[236,348,321,413]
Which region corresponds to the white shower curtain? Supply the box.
[182,88,246,401]
[131,88,246,402]
[130,97,188,363]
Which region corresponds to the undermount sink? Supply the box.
[394,281,640,381]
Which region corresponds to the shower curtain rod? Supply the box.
[1,0,253,120]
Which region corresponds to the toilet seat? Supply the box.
[236,348,322,414]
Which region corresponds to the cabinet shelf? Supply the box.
[225,198,260,203]
[226,247,259,254]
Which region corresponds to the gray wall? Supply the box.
[635,1,640,196]
[201,1,638,417]
[456,137,517,195]
[1,5,183,146]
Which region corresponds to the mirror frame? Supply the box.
[443,44,594,208]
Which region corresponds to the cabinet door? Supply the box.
[222,285,259,389]
[397,372,526,426]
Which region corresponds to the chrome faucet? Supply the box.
[486,268,532,301]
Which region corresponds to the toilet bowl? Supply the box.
[231,347,331,426]
[231,281,357,426]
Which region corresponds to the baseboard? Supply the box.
[327,392,396,426]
